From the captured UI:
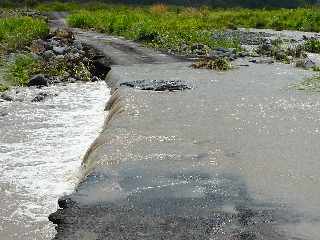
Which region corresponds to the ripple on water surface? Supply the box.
[0,82,110,240]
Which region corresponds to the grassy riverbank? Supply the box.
[65,4,320,54]
[0,16,49,52]
[0,10,49,91]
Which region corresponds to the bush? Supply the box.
[192,57,232,71]
[304,39,320,53]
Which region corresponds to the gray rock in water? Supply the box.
[27,74,48,87]
[68,77,77,83]
[91,76,100,82]
[53,46,66,55]
[120,79,191,91]
[0,110,9,116]
[31,92,49,102]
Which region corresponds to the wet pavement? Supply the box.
[50,27,320,240]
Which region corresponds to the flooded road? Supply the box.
[0,82,109,240]
[50,61,320,240]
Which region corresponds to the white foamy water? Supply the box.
[0,81,110,240]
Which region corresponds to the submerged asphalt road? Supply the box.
[49,27,320,240]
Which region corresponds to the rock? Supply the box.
[31,92,49,102]
[249,58,274,64]
[212,30,272,46]
[191,44,208,56]
[43,50,55,60]
[48,77,62,84]
[31,39,47,54]
[1,93,13,101]
[65,53,80,62]
[55,55,65,61]
[120,79,191,91]
[47,39,60,50]
[0,111,8,117]
[91,76,100,82]
[68,77,77,83]
[53,46,67,55]
[256,40,273,55]
[73,40,83,50]
[27,74,48,87]
[208,48,239,61]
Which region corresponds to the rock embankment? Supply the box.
[193,29,320,70]
[1,28,111,102]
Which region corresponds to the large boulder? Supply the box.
[27,74,48,87]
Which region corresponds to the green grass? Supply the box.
[304,39,320,53]
[4,54,40,86]
[68,7,242,54]
[0,16,49,52]
[67,6,320,32]
[0,83,9,92]
[36,1,112,12]
[66,6,320,54]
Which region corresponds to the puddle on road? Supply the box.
[0,81,110,240]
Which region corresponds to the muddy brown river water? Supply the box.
[0,82,110,239]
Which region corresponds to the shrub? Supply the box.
[304,39,320,53]
[192,57,232,71]
[0,83,9,92]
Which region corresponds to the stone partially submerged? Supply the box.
[120,79,191,91]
